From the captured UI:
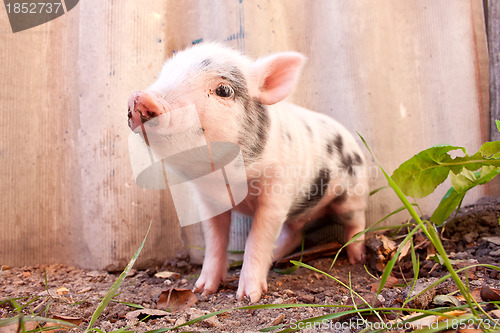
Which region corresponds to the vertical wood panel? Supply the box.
[76,0,182,269]
[487,0,500,194]
[0,7,80,266]
[0,0,492,269]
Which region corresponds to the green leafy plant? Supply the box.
[391,120,500,224]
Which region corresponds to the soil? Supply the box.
[1,196,499,333]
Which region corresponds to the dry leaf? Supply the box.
[456,288,481,303]
[365,234,397,272]
[425,244,436,259]
[480,284,500,302]
[397,240,411,261]
[490,309,500,318]
[125,309,170,321]
[157,288,198,312]
[380,235,397,254]
[77,287,92,294]
[437,310,466,320]
[402,313,440,330]
[56,287,69,296]
[369,275,399,292]
[44,315,83,331]
[52,315,83,326]
[433,295,460,307]
[0,320,38,333]
[271,314,285,326]
[154,271,181,279]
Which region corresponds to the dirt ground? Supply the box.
[1,196,499,333]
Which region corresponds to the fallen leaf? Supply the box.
[44,315,83,331]
[154,271,181,279]
[271,314,285,326]
[406,314,440,330]
[157,288,198,312]
[397,240,411,261]
[125,309,170,321]
[387,312,432,329]
[433,295,461,307]
[56,287,69,296]
[22,271,31,277]
[380,235,397,254]
[0,320,38,333]
[426,244,436,259]
[456,288,482,303]
[77,287,92,294]
[437,310,466,320]
[369,275,399,292]
[51,315,83,326]
[365,234,397,272]
[490,309,500,318]
[480,284,500,302]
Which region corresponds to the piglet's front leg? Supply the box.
[193,211,231,295]
[236,200,286,303]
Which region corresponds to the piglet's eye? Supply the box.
[215,84,234,98]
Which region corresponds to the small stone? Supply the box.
[298,294,315,303]
[452,252,470,260]
[174,316,186,326]
[77,287,92,294]
[126,269,137,277]
[483,236,500,246]
[463,231,478,243]
[86,270,107,277]
[176,251,190,262]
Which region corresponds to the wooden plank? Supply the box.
[486,0,500,194]
[488,0,500,141]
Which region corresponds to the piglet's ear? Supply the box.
[253,52,306,105]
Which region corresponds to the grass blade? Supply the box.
[86,220,152,332]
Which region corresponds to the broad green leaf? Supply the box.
[450,169,475,193]
[432,167,499,224]
[476,166,500,185]
[478,141,500,157]
[391,145,465,198]
[496,119,500,132]
[430,188,465,225]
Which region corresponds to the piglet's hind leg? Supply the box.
[332,192,367,264]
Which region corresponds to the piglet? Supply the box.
[128,42,368,303]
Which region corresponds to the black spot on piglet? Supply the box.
[334,135,343,154]
[286,167,331,220]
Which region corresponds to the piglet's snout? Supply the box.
[128,91,169,131]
